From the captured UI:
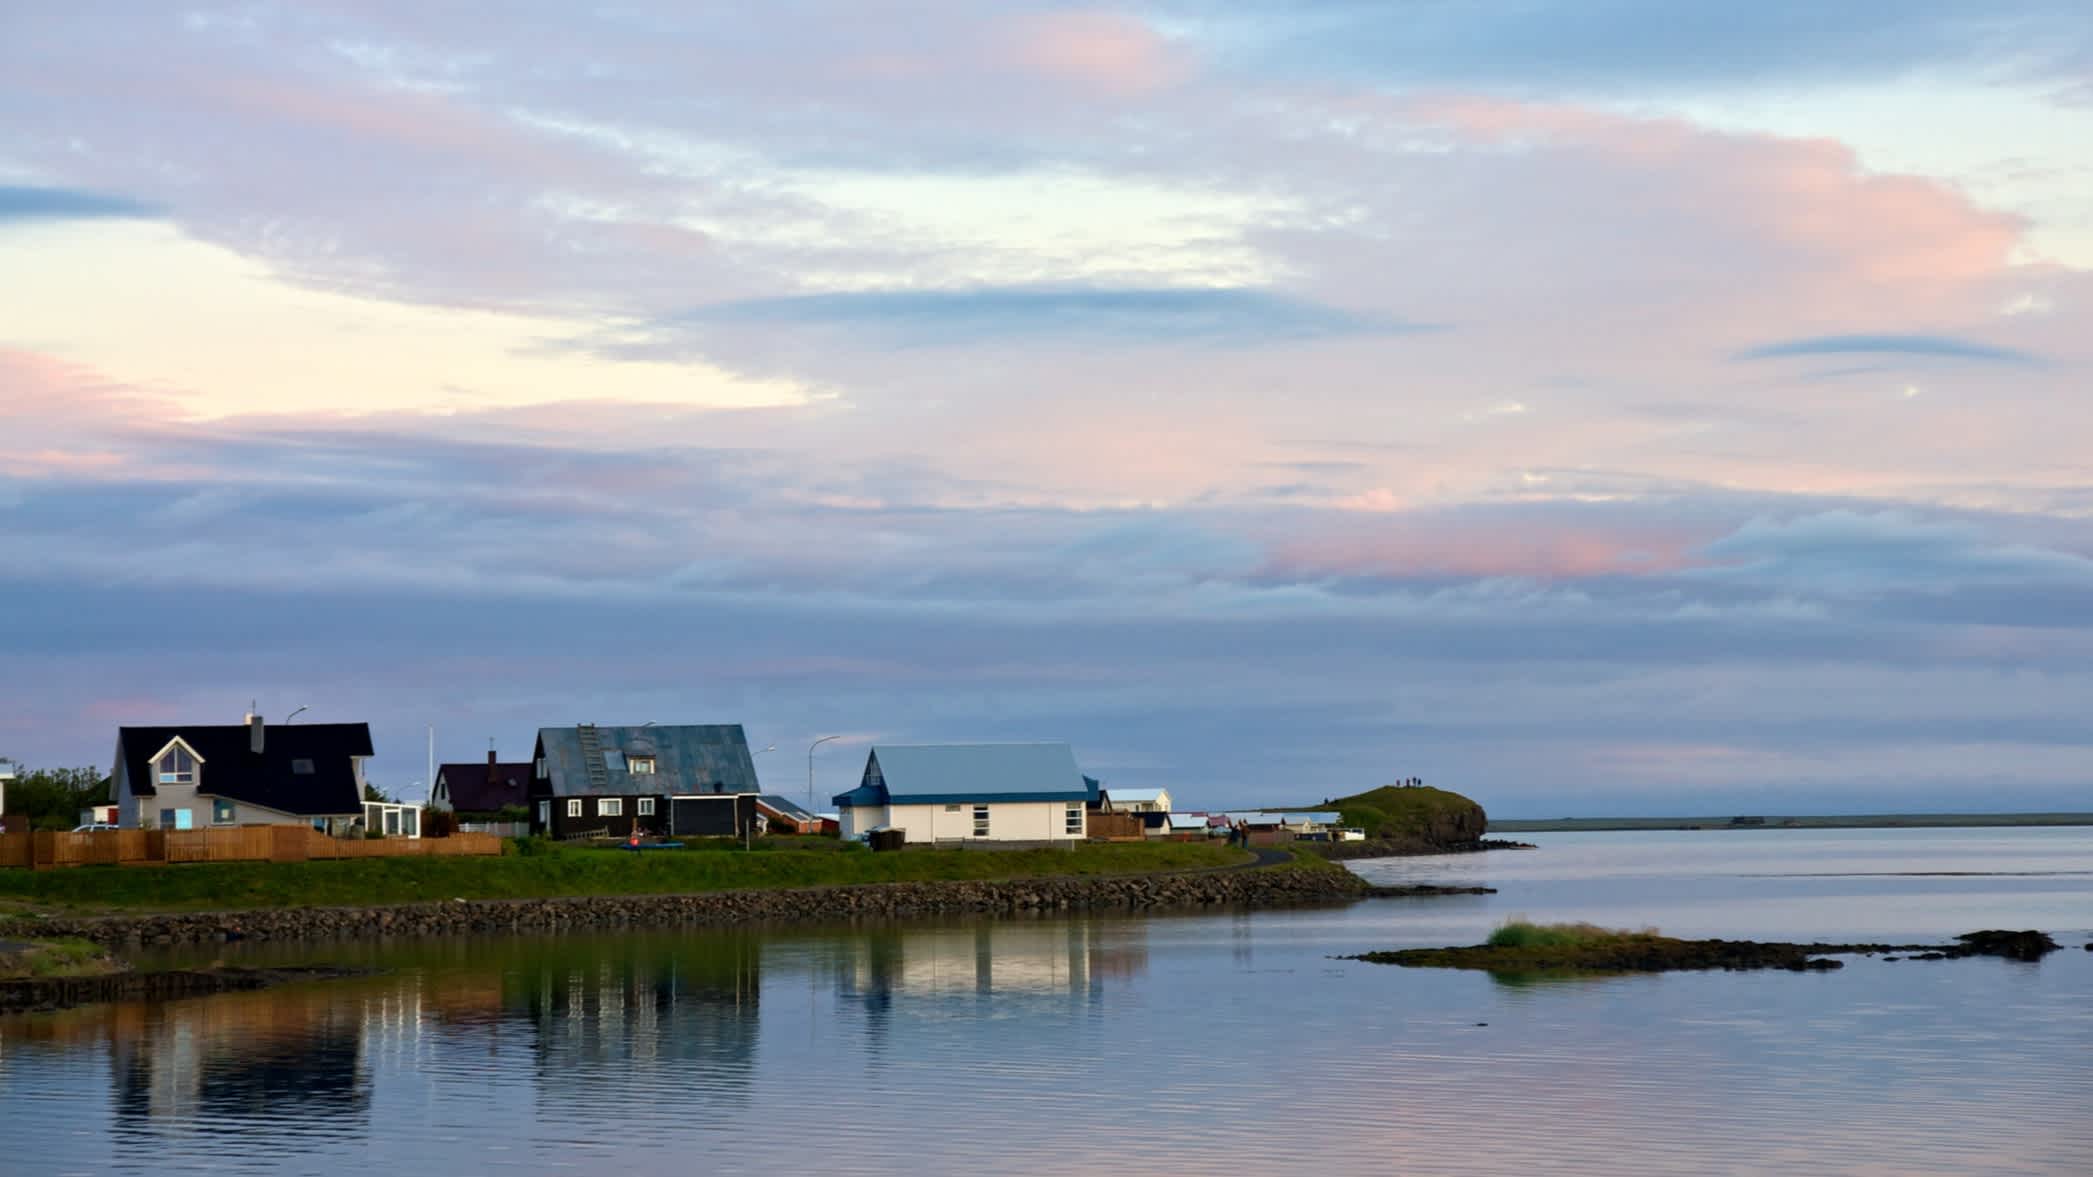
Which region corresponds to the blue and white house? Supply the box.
[832,743,1100,844]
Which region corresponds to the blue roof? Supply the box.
[536,724,760,797]
[833,743,1091,808]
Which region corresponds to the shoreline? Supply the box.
[2,863,1493,951]
[1492,812,2093,832]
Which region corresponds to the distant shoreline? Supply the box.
[1493,812,2093,832]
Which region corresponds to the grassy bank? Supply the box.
[0,937,124,980]
[0,839,1253,915]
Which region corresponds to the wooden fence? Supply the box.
[0,827,504,871]
[1084,812,1148,841]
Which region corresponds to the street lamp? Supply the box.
[807,735,842,812]
[284,706,308,724]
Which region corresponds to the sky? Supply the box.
[2,2,2091,817]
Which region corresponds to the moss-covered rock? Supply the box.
[1312,785,1488,847]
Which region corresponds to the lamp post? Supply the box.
[807,735,841,813]
[284,706,308,724]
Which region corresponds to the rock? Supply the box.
[1950,930,2058,961]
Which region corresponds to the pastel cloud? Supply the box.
[1734,333,2043,365]
[0,185,157,222]
[1000,10,1190,97]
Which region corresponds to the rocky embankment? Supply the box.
[1309,836,1535,862]
[6,867,1491,949]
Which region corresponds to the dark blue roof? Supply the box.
[535,724,759,797]
[833,743,1091,808]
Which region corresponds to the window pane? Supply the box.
[604,751,626,771]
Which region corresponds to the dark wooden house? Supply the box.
[529,723,760,839]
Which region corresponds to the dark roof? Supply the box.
[436,761,532,813]
[119,723,372,817]
[755,794,816,822]
[535,724,760,797]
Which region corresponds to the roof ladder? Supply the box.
[575,724,611,791]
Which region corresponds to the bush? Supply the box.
[1486,920,1638,949]
[510,835,558,857]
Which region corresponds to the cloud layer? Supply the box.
[2,3,2090,813]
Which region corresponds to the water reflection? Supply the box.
[3,830,2088,1177]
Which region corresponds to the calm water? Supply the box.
[4,828,2090,1176]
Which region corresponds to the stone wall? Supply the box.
[11,865,1396,948]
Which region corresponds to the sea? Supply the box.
[3,827,2089,1176]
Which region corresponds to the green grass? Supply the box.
[0,937,123,980]
[1301,785,1484,843]
[0,839,1253,915]
[1485,920,1638,949]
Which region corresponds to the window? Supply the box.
[628,756,656,775]
[1065,805,1084,835]
[213,799,236,825]
[291,758,314,775]
[401,808,418,838]
[172,808,194,831]
[158,808,176,829]
[535,757,547,779]
[945,804,961,812]
[603,750,626,772]
[158,746,196,786]
[972,804,990,838]
[566,799,583,818]
[599,798,623,817]
[637,797,656,816]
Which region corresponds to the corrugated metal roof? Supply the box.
[535,724,759,797]
[839,742,1090,807]
[1166,813,1209,830]
[756,794,815,821]
[1282,812,1342,825]
[1103,786,1169,805]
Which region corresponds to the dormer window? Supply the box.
[158,747,197,786]
[629,756,656,775]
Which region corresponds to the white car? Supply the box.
[72,822,118,833]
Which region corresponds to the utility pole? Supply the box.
[426,725,434,807]
[808,735,841,813]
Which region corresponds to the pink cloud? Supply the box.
[998,11,1189,98]
[1260,513,1706,581]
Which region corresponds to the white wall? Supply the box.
[838,804,888,840]
[887,800,1087,843]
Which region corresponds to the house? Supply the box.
[1100,786,1171,813]
[1164,813,1213,840]
[529,723,760,839]
[754,794,822,835]
[432,751,533,816]
[831,743,1099,845]
[112,713,371,833]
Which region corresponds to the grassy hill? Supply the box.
[1308,785,1488,846]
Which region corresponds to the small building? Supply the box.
[754,794,822,835]
[432,751,532,816]
[832,743,1098,845]
[1164,813,1213,840]
[1100,786,1172,813]
[529,723,760,839]
[111,713,371,833]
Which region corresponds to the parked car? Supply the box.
[72,822,118,833]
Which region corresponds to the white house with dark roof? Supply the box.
[111,711,371,833]
[831,743,1099,844]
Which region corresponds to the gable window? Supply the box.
[158,746,197,786]
[972,805,990,838]
[536,757,548,779]
[599,798,623,817]
[213,799,237,825]
[628,756,656,775]
[637,797,656,816]
[566,799,583,818]
[291,759,314,775]
[1065,805,1084,835]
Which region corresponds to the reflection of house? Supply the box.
[112,712,370,833]
[529,724,760,838]
[432,750,532,816]
[109,985,371,1130]
[832,743,1098,844]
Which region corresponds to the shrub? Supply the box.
[1486,920,1624,949]
[510,835,558,857]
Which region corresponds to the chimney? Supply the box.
[247,712,264,754]
[487,746,499,784]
